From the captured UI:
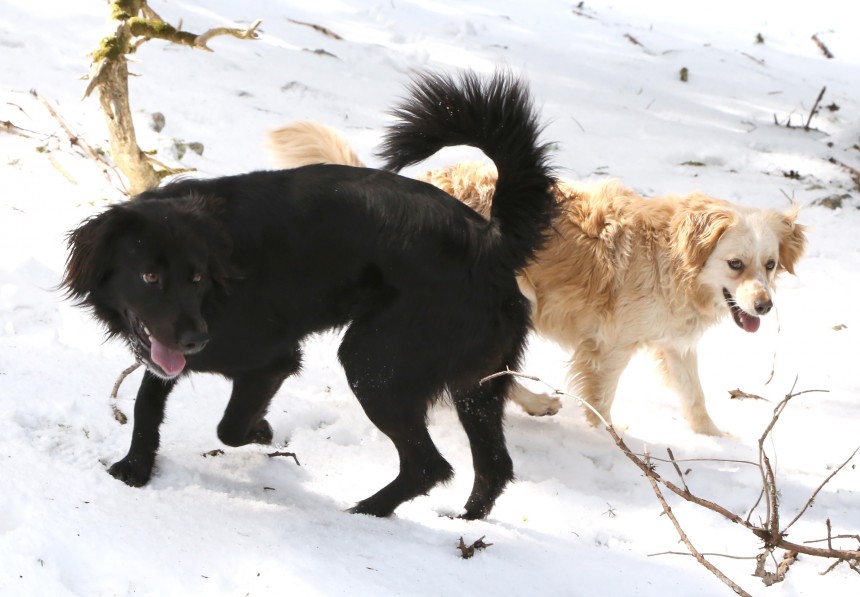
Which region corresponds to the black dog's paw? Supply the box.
[108,456,153,487]
[347,499,395,518]
[248,418,274,445]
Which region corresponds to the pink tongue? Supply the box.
[150,337,186,376]
[738,311,761,333]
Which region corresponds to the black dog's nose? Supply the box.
[179,330,209,352]
[754,299,773,315]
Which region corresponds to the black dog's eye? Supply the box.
[192,272,203,283]
[727,259,744,271]
[765,259,776,271]
[141,272,159,284]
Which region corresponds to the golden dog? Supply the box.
[266,122,806,435]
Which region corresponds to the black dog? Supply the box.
[62,71,557,519]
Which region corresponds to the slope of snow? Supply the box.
[1,1,858,595]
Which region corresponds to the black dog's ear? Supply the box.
[61,206,137,302]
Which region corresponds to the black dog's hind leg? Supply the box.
[339,328,453,517]
[109,369,177,487]
[451,376,515,520]
[217,355,301,447]
[347,393,454,517]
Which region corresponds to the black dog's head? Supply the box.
[62,194,233,379]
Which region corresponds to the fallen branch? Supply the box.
[456,536,493,559]
[828,156,860,191]
[804,86,826,131]
[811,34,834,59]
[643,448,752,597]
[483,370,860,590]
[1,119,38,137]
[30,90,126,192]
[784,446,860,533]
[267,451,301,466]
[288,18,343,40]
[109,362,140,424]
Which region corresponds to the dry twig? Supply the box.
[804,86,827,131]
[288,18,343,40]
[1,119,37,137]
[30,90,126,192]
[267,451,301,466]
[728,389,768,401]
[483,370,860,591]
[457,536,493,559]
[811,34,834,59]
[109,362,140,424]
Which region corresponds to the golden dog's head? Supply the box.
[672,197,806,332]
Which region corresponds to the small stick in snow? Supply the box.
[109,362,140,424]
[811,34,834,59]
[666,448,690,494]
[30,89,126,193]
[804,86,827,131]
[268,451,301,466]
[482,369,859,591]
[457,536,493,559]
[288,18,343,40]
[728,389,768,401]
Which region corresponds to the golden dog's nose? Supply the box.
[754,298,773,315]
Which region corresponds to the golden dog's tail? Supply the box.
[266,120,366,169]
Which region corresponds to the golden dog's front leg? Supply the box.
[655,346,722,436]
[568,344,634,429]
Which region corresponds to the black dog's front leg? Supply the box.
[216,369,291,448]
[108,369,177,487]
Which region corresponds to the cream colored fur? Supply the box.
[266,121,807,434]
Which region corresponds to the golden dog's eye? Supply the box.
[141,272,159,284]
[765,260,776,271]
[192,272,203,283]
[727,259,744,271]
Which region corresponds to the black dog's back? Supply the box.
[64,70,556,520]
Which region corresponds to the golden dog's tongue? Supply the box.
[738,311,761,333]
[150,337,186,376]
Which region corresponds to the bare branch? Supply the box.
[804,86,827,131]
[109,362,140,424]
[267,451,301,466]
[811,34,834,59]
[649,551,759,561]
[643,457,752,596]
[666,447,690,494]
[1,119,38,137]
[288,18,343,40]
[484,370,860,580]
[194,19,262,51]
[84,1,262,193]
[31,89,126,192]
[784,446,860,533]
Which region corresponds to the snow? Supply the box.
[1,1,858,595]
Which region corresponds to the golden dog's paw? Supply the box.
[517,392,562,416]
[690,419,725,437]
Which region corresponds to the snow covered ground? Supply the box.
[1,1,858,595]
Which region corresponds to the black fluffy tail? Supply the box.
[378,70,557,272]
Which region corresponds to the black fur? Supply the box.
[62,71,557,519]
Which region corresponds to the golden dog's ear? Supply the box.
[671,203,737,271]
[772,205,807,275]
